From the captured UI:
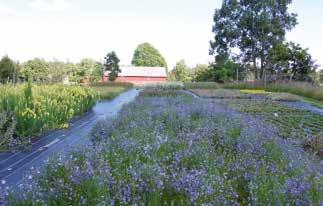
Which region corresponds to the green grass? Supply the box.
[240,89,270,94]
[89,82,133,100]
[222,82,323,102]
[183,82,219,89]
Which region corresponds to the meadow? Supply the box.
[6,88,320,205]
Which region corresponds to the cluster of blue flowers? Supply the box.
[4,93,320,205]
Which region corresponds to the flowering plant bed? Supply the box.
[5,90,320,205]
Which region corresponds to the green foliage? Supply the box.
[194,59,243,83]
[194,66,228,83]
[0,84,97,151]
[47,60,71,83]
[22,58,49,82]
[104,51,121,82]
[210,0,298,80]
[168,60,191,82]
[78,58,103,82]
[132,43,167,68]
[90,82,133,100]
[0,55,18,83]
[269,42,318,82]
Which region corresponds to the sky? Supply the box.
[0,0,322,69]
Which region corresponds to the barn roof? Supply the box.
[104,66,167,77]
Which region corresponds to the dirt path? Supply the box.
[0,89,140,188]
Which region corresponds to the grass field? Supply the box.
[6,88,320,205]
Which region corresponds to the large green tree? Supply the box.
[104,51,121,81]
[169,60,191,82]
[78,58,103,82]
[0,56,18,83]
[210,0,298,81]
[269,42,317,82]
[22,58,49,82]
[132,43,167,68]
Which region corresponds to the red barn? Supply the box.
[102,66,167,85]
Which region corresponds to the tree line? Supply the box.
[0,56,103,84]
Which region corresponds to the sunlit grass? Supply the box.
[240,89,270,94]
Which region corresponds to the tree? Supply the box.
[22,58,49,82]
[168,60,191,82]
[210,0,298,82]
[78,58,103,82]
[0,55,17,83]
[269,42,318,82]
[192,64,209,81]
[194,66,228,83]
[47,60,70,83]
[104,51,121,81]
[132,43,167,68]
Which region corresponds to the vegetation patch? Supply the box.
[266,93,301,102]
[190,89,250,99]
[140,88,183,97]
[183,82,219,90]
[221,99,323,154]
[223,82,323,102]
[6,93,320,205]
[90,82,133,100]
[240,89,269,95]
[0,83,97,151]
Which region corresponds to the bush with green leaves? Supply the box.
[132,43,167,68]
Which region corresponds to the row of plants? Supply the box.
[0,83,97,151]
[5,91,320,205]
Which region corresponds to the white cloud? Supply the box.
[28,0,71,11]
[0,3,17,15]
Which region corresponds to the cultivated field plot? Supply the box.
[5,89,320,205]
[190,89,323,153]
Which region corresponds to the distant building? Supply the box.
[102,66,167,85]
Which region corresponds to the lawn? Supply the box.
[6,88,320,205]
